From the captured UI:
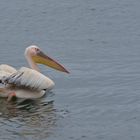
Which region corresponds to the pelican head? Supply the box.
[25,45,69,73]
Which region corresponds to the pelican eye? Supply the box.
[35,48,40,53]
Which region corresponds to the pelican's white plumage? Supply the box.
[2,67,54,90]
[0,45,69,100]
[0,64,17,78]
[0,64,17,73]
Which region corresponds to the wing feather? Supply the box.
[0,64,17,73]
[0,64,17,83]
[1,67,54,90]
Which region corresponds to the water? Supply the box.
[0,0,140,139]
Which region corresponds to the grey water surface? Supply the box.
[0,0,140,140]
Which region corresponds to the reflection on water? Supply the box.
[0,97,56,140]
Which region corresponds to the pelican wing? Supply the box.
[0,71,12,79]
[1,67,54,90]
[0,64,17,77]
[0,64,17,73]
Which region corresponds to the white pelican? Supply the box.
[0,45,69,101]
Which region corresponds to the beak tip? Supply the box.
[64,69,70,74]
[66,71,70,74]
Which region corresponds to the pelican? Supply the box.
[0,45,69,101]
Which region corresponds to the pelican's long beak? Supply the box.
[32,50,69,73]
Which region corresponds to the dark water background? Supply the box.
[0,0,140,139]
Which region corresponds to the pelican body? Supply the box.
[0,45,69,101]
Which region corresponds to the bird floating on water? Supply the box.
[0,45,69,101]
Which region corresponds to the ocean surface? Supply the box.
[0,0,140,139]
